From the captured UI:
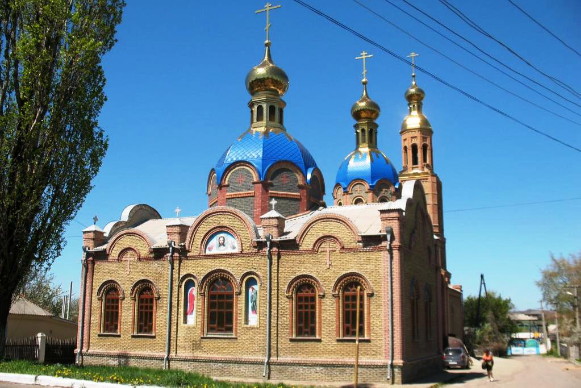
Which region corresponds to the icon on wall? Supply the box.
[205,232,238,254]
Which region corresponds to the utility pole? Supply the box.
[564,285,580,332]
[539,300,549,351]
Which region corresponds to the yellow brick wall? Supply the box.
[108,233,150,259]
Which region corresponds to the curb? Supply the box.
[0,373,164,388]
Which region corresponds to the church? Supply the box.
[76,6,463,384]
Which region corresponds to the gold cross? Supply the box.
[256,3,282,43]
[355,51,373,81]
[407,52,419,76]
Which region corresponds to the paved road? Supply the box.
[443,355,581,387]
[0,383,38,388]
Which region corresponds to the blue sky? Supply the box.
[51,0,580,311]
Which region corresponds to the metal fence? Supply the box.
[45,337,76,364]
[4,335,75,364]
[4,336,38,361]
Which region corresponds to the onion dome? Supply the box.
[402,76,432,131]
[214,130,318,184]
[245,42,289,96]
[335,149,398,189]
[351,80,380,121]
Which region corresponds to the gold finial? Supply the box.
[256,3,282,44]
[355,51,373,83]
[407,52,419,82]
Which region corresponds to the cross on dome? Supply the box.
[270,197,277,211]
[407,52,419,80]
[355,51,373,83]
[255,3,282,43]
[92,215,98,225]
[174,206,181,217]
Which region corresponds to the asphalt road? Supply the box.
[443,355,581,387]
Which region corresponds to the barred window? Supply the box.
[137,287,154,334]
[103,289,120,333]
[296,284,316,337]
[343,282,364,337]
[207,278,234,334]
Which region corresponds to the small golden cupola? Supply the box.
[245,41,289,97]
[334,51,399,206]
[402,53,432,133]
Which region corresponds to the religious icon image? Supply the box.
[205,231,238,254]
[247,279,259,326]
[184,280,196,325]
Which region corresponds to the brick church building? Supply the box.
[76,9,463,384]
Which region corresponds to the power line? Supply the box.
[291,0,581,153]
[507,0,581,58]
[439,0,581,99]
[399,0,581,111]
[446,197,581,213]
[352,0,581,127]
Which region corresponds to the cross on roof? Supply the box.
[407,52,419,77]
[92,215,98,225]
[355,51,373,81]
[255,3,282,43]
[174,206,181,217]
[270,197,277,211]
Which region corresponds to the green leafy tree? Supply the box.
[17,270,78,320]
[537,252,581,340]
[0,0,124,358]
[464,291,517,355]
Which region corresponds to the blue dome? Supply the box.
[214,130,319,184]
[335,149,399,189]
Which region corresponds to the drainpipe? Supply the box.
[386,227,395,384]
[76,246,88,366]
[164,240,176,370]
[263,234,273,378]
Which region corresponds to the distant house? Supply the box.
[7,297,77,340]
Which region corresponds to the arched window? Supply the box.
[403,146,408,167]
[268,105,276,122]
[361,129,366,143]
[296,284,316,337]
[279,108,284,124]
[257,105,264,122]
[412,144,419,166]
[183,279,196,325]
[369,128,375,144]
[103,288,120,333]
[245,277,259,326]
[422,144,429,165]
[342,282,364,337]
[353,197,365,205]
[207,277,234,334]
[136,287,155,334]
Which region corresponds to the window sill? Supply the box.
[289,337,321,342]
[98,333,121,337]
[131,334,156,338]
[202,335,237,339]
[336,338,371,343]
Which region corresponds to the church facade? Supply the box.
[76,13,463,384]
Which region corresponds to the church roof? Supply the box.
[335,148,399,189]
[214,130,319,184]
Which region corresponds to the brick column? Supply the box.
[83,258,95,352]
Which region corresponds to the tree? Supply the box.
[537,252,581,340]
[464,291,517,355]
[0,0,124,358]
[17,270,78,320]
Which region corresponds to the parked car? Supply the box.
[443,347,470,369]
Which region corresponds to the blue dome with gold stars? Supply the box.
[335,149,398,190]
[214,130,319,185]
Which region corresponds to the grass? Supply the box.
[0,360,297,387]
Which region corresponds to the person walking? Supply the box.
[482,349,494,382]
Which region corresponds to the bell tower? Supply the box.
[399,53,444,241]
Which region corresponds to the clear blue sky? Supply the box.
[50,0,580,311]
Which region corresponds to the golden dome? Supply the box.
[405,80,425,103]
[245,42,289,96]
[351,81,380,121]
